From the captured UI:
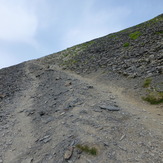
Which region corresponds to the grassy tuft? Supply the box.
[142,91,163,104]
[143,78,152,88]
[155,31,163,34]
[123,42,130,47]
[109,34,117,38]
[148,15,163,24]
[76,144,98,156]
[129,31,141,40]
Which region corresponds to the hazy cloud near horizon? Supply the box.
[0,0,163,68]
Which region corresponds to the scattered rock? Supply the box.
[155,83,163,92]
[99,105,120,111]
[26,110,35,116]
[21,158,33,163]
[39,135,51,143]
[65,81,72,86]
[60,112,66,116]
[41,117,54,124]
[93,109,102,112]
[70,140,75,146]
[87,85,94,89]
[103,142,109,147]
[39,111,46,116]
[56,77,61,80]
[0,94,5,99]
[120,134,126,141]
[64,147,74,160]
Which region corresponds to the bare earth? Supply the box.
[0,61,163,163]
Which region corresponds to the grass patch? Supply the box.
[148,15,163,24]
[143,78,152,88]
[63,59,77,66]
[108,34,117,38]
[123,42,130,47]
[155,31,163,34]
[143,15,163,27]
[141,42,145,46]
[129,31,141,40]
[80,40,95,49]
[76,144,98,156]
[142,91,163,104]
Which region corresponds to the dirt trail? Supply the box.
[56,65,163,135]
[88,77,163,135]
[2,63,40,163]
[0,62,163,163]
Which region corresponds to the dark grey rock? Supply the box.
[99,105,120,111]
[39,135,51,143]
[87,85,94,89]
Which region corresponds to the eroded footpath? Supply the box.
[0,61,163,163]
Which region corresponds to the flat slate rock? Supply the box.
[99,105,120,111]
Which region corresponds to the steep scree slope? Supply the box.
[40,14,163,78]
[0,14,163,163]
[0,61,163,163]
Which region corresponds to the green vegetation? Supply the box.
[142,91,163,104]
[155,31,163,34]
[141,42,145,46]
[143,78,152,88]
[139,15,163,27]
[57,14,162,70]
[62,58,77,67]
[109,15,163,36]
[60,40,95,67]
[148,15,163,24]
[108,34,117,38]
[118,28,129,33]
[80,40,95,49]
[76,144,98,156]
[142,78,163,104]
[129,31,141,40]
[123,42,130,47]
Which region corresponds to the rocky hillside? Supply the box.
[40,14,163,78]
[0,61,163,163]
[0,14,163,163]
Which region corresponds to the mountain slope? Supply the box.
[0,61,163,163]
[40,14,163,78]
[38,14,163,105]
[0,14,163,163]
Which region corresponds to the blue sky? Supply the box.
[0,0,162,69]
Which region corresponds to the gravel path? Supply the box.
[0,61,163,163]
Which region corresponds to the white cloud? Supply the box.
[61,2,131,48]
[0,0,38,44]
[0,0,133,68]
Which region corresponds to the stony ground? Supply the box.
[0,61,163,163]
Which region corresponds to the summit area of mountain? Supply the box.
[0,14,163,163]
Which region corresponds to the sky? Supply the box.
[0,0,162,69]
